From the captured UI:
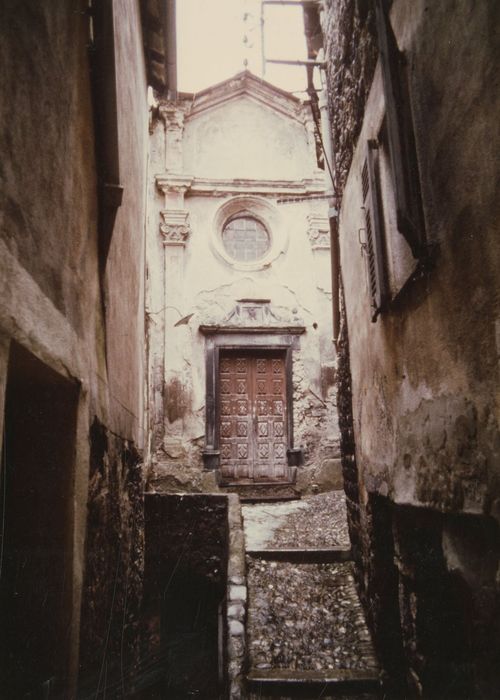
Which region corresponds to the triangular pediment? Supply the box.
[183,71,306,124]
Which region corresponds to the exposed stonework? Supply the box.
[226,494,248,699]
[321,0,378,191]
[293,352,340,493]
[142,493,230,697]
[79,420,145,693]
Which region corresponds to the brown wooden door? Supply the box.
[219,351,288,482]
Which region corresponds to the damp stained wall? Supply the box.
[0,0,156,693]
[337,0,500,516]
[319,0,500,694]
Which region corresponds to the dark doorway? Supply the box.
[0,342,79,698]
[219,350,288,483]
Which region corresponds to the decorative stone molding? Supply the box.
[211,196,286,272]
[155,174,193,212]
[199,300,306,334]
[155,174,193,196]
[189,176,325,198]
[158,103,187,172]
[160,209,191,246]
[187,70,306,124]
[159,102,186,131]
[307,214,331,249]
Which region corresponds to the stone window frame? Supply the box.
[211,196,288,272]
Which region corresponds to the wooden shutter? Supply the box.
[362,140,387,321]
[374,0,424,258]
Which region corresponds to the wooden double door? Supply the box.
[219,350,288,482]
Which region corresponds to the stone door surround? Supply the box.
[200,329,304,474]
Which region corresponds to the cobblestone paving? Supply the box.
[246,559,378,673]
[243,490,379,687]
[242,490,350,550]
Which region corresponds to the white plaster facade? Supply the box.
[146,72,339,493]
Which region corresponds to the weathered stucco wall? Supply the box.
[146,74,339,494]
[321,0,500,695]
[104,0,150,445]
[183,96,313,181]
[339,0,500,517]
[0,1,153,694]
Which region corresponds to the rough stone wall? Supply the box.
[321,0,378,191]
[335,295,361,562]
[321,0,500,695]
[79,419,145,694]
[292,351,340,492]
[142,494,229,696]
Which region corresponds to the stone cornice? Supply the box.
[199,325,306,335]
[184,71,308,124]
[186,177,326,198]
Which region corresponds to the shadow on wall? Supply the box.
[0,342,79,698]
[360,494,500,700]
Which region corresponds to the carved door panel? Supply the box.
[219,354,253,481]
[219,351,287,482]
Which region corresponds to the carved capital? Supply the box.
[307,214,330,249]
[160,209,191,246]
[156,175,193,196]
[159,102,186,131]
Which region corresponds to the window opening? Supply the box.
[361,139,388,321]
[221,216,270,262]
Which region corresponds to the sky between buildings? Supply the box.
[176,0,311,95]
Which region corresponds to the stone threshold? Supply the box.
[240,493,300,503]
[246,546,352,562]
[218,478,297,487]
[220,481,301,503]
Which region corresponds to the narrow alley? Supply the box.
[243,493,380,698]
[0,1,499,699]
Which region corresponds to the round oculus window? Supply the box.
[221,216,270,262]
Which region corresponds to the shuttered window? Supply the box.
[374,0,425,258]
[362,140,388,321]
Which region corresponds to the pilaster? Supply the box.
[159,102,186,173]
[307,214,332,297]
[160,207,191,455]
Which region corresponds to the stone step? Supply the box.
[247,667,381,697]
[246,560,379,693]
[246,546,353,562]
[220,481,300,502]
